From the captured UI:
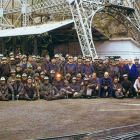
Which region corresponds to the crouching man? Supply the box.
[121,74,132,98]
[88,73,100,98]
[100,72,113,98]
[40,76,52,99]
[8,74,25,100]
[133,74,140,98]
[0,77,11,101]
[112,77,123,99]
[81,77,91,98]
[24,76,37,101]
[70,77,82,98]
[46,80,72,100]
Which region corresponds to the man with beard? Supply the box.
[0,57,10,80]
[112,77,123,99]
[134,57,140,74]
[36,55,41,66]
[24,76,37,101]
[0,77,11,101]
[23,65,34,79]
[15,55,21,65]
[121,74,132,98]
[8,74,25,100]
[65,56,77,77]
[76,55,84,74]
[7,69,16,84]
[115,58,120,67]
[88,73,100,97]
[21,73,27,86]
[81,59,94,78]
[40,76,52,99]
[95,57,107,79]
[104,57,109,69]
[100,72,113,98]
[9,58,16,71]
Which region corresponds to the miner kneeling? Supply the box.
[24,76,37,101]
[0,77,11,101]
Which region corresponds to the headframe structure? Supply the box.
[0,0,139,59]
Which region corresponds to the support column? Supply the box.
[34,35,38,55]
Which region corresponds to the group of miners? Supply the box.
[0,52,140,101]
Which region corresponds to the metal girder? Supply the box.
[69,0,105,59]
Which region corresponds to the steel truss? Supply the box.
[0,0,139,58]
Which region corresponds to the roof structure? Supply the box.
[0,20,74,37]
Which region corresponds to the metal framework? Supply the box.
[0,0,139,58]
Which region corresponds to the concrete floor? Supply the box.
[1,99,140,140]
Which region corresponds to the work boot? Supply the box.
[2,95,6,101]
[46,96,52,101]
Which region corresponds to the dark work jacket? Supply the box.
[58,64,65,76]
[65,63,77,76]
[40,83,52,95]
[76,62,84,73]
[52,81,63,91]
[0,84,9,97]
[23,69,34,79]
[22,62,37,71]
[113,83,122,91]
[8,82,24,95]
[0,63,10,77]
[41,63,48,71]
[100,77,112,89]
[121,80,132,92]
[89,77,100,88]
[95,63,107,78]
[136,64,140,74]
[127,64,138,79]
[69,83,80,93]
[81,65,94,77]
[24,84,37,98]
[47,63,58,75]
[119,65,129,78]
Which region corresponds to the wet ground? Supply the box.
[1,98,140,140]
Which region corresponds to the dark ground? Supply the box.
[1,99,140,140]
